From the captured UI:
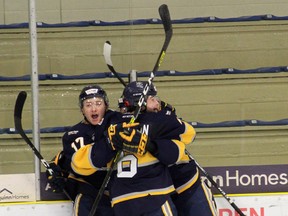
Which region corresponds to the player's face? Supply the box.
[81,97,106,125]
[146,95,161,113]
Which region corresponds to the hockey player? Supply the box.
[71,82,196,215]
[120,81,218,216]
[47,85,116,216]
[107,81,196,216]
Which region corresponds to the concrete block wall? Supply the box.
[1,20,288,76]
[1,73,288,174]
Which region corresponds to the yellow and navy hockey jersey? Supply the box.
[70,110,195,215]
[62,110,115,192]
[108,111,195,215]
[159,107,200,200]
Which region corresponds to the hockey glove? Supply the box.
[46,162,66,193]
[119,128,149,156]
[107,122,140,150]
[107,122,148,155]
[161,101,176,114]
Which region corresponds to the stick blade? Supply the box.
[14,91,27,131]
[103,41,113,67]
[103,40,126,86]
[159,4,172,34]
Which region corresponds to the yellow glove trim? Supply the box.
[119,129,136,142]
[108,124,116,150]
[138,133,148,156]
[122,122,139,128]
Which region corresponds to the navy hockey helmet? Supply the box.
[120,81,157,112]
[79,85,109,108]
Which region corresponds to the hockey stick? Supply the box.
[89,4,172,216]
[14,91,72,201]
[130,4,172,124]
[103,41,127,87]
[102,8,243,216]
[186,150,246,216]
[103,19,244,216]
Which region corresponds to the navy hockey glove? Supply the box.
[107,122,148,155]
[161,101,176,114]
[46,163,66,193]
[107,122,139,150]
[119,127,149,156]
[107,123,132,150]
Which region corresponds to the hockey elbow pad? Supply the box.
[145,141,158,156]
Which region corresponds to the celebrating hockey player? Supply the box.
[47,85,115,216]
[70,82,195,215]
[119,81,218,216]
[106,81,196,215]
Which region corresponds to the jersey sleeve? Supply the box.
[181,121,196,145]
[71,138,115,176]
[71,143,97,175]
[151,139,185,165]
[146,114,196,165]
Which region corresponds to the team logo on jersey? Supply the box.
[68,130,79,135]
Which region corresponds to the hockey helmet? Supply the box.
[120,81,157,112]
[79,85,109,108]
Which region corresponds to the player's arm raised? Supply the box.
[149,118,196,165]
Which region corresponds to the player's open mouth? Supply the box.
[92,114,98,119]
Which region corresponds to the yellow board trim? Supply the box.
[0,200,71,206]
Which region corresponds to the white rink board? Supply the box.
[0,194,287,216]
[215,194,288,216]
[0,173,35,202]
[0,201,73,216]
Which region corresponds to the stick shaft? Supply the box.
[89,4,173,215]
[14,91,72,201]
[186,150,245,216]
[130,4,172,123]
